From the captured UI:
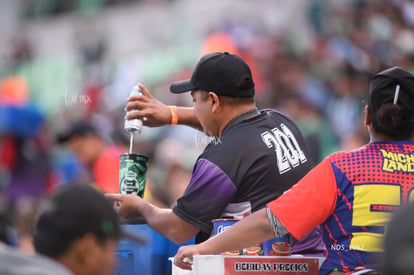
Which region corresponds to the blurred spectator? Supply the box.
[0,191,15,245]
[278,94,338,166]
[0,128,54,252]
[0,241,72,275]
[382,202,414,275]
[12,197,42,253]
[325,64,365,141]
[31,183,144,275]
[1,129,55,204]
[8,36,33,72]
[147,136,198,208]
[0,183,144,275]
[0,75,57,253]
[56,120,124,193]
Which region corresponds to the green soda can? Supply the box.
[119,153,149,198]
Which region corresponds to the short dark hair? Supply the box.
[56,121,98,144]
[197,90,254,106]
[219,95,254,106]
[33,184,145,258]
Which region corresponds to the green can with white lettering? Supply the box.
[119,153,149,198]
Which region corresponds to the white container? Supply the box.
[170,255,325,275]
[170,255,224,275]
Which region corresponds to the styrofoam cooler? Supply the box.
[170,255,326,275]
[170,255,225,275]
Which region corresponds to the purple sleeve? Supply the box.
[172,158,237,233]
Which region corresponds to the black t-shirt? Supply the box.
[173,109,312,243]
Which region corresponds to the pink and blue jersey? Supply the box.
[267,141,414,274]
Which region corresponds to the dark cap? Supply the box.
[56,121,97,144]
[34,184,145,255]
[368,67,414,113]
[170,52,255,97]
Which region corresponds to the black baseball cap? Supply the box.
[170,52,255,97]
[56,121,97,144]
[368,66,414,114]
[34,184,145,256]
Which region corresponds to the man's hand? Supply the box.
[173,244,202,270]
[125,83,172,127]
[105,193,143,218]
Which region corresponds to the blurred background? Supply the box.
[0,0,414,263]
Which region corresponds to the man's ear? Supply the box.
[364,105,372,126]
[209,92,220,112]
[75,233,99,265]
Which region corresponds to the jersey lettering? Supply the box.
[351,183,414,252]
[261,124,307,174]
[380,149,414,172]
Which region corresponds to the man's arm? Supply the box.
[174,209,275,270]
[125,83,202,130]
[173,158,338,270]
[105,193,199,244]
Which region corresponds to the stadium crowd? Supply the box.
[1,0,414,274]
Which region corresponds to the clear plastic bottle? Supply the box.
[124,85,143,134]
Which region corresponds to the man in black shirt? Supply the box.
[106,52,325,255]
